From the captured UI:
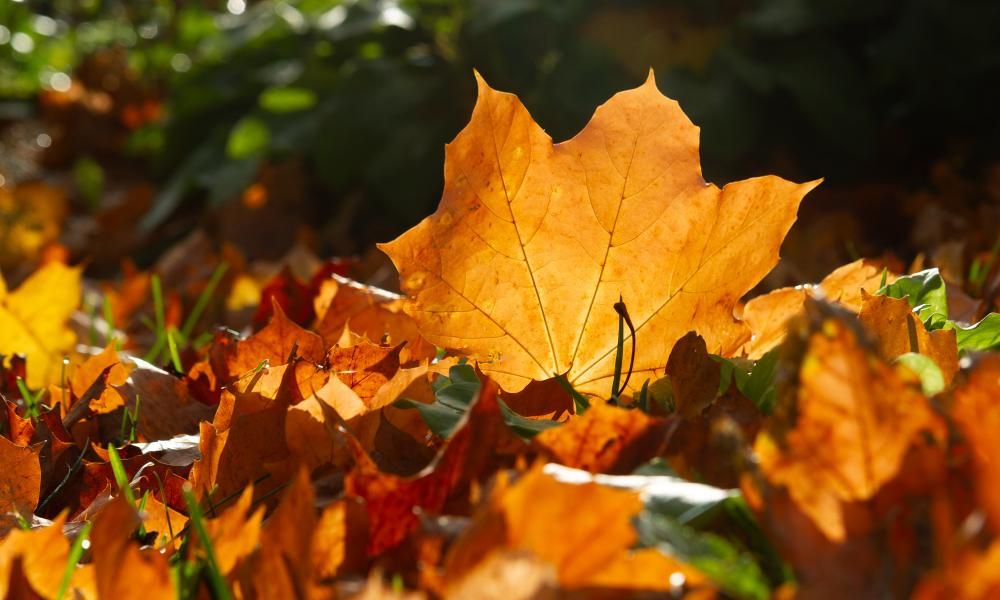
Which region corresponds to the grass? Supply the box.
[54,521,93,600]
[182,486,233,600]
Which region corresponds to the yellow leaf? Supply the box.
[0,261,81,387]
[380,72,818,394]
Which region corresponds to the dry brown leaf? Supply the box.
[189,378,291,501]
[381,72,817,394]
[114,358,214,441]
[0,437,41,534]
[251,469,316,598]
[666,331,721,418]
[754,303,941,541]
[311,497,369,580]
[346,378,516,555]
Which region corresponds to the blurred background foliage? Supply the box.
[2,0,999,281]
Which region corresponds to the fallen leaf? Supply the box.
[311,497,369,580]
[0,181,67,271]
[444,466,707,592]
[951,355,1000,530]
[381,71,817,394]
[532,403,671,474]
[225,302,325,381]
[346,378,515,555]
[753,301,941,541]
[313,275,435,362]
[70,344,132,414]
[666,331,721,418]
[858,292,958,385]
[0,261,81,387]
[0,512,69,599]
[0,437,41,533]
[251,469,315,598]
[201,486,263,575]
[740,258,896,358]
[113,357,214,441]
[90,496,173,600]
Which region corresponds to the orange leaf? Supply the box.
[532,403,671,474]
[313,275,435,362]
[0,512,69,598]
[202,486,263,575]
[90,496,173,600]
[380,72,817,394]
[225,302,325,381]
[0,437,41,534]
[951,355,1000,531]
[740,258,895,358]
[70,344,131,414]
[444,466,707,592]
[858,292,958,385]
[754,302,940,541]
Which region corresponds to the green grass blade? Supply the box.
[107,445,136,505]
[167,329,184,373]
[55,521,93,600]
[556,374,590,414]
[180,263,228,342]
[183,486,233,600]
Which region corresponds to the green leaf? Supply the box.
[950,313,1000,352]
[73,156,104,213]
[894,353,945,395]
[259,86,317,113]
[711,348,779,413]
[636,511,770,600]
[876,269,948,328]
[396,363,558,439]
[226,116,270,159]
[498,398,560,438]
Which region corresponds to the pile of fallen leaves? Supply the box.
[3,72,1000,600]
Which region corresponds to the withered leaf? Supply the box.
[0,262,81,387]
[754,303,941,541]
[381,72,817,394]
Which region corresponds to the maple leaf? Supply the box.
[739,258,896,358]
[0,512,69,598]
[0,261,81,387]
[90,496,174,600]
[0,437,41,534]
[444,466,708,593]
[70,343,132,414]
[858,292,958,385]
[532,403,671,474]
[380,72,818,394]
[951,355,1000,531]
[753,301,941,542]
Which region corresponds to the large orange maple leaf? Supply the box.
[381,71,818,394]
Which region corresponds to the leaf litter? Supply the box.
[2,72,1000,599]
